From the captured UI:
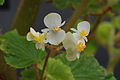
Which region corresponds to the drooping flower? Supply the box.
[27,27,47,50]
[71,21,90,42]
[42,13,66,45]
[63,32,86,61]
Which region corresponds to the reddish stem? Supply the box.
[88,6,112,42]
[34,64,39,80]
[0,50,4,55]
[45,44,65,53]
[89,6,112,16]
[40,52,50,80]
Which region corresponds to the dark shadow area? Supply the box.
[114,62,120,80]
[95,46,109,68]
[0,0,10,10]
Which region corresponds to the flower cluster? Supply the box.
[63,21,90,61]
[26,13,90,61]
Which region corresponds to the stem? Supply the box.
[88,6,112,42]
[34,64,40,80]
[88,16,103,41]
[45,44,65,53]
[89,7,112,16]
[107,28,116,72]
[107,55,119,72]
[64,0,90,32]
[11,0,42,35]
[40,52,51,80]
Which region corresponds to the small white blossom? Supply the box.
[63,32,78,61]
[71,21,90,42]
[42,13,66,45]
[63,32,86,61]
[27,27,46,50]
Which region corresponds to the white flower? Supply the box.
[42,13,66,45]
[71,21,90,42]
[63,32,86,61]
[27,27,46,50]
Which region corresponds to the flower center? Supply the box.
[76,42,86,52]
[80,30,88,36]
[53,27,61,32]
[29,32,44,43]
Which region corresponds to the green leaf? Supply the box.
[0,30,46,68]
[39,58,74,80]
[0,0,4,5]
[56,54,116,80]
[96,22,114,46]
[104,73,116,80]
[20,68,35,80]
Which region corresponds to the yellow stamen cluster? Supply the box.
[79,36,83,39]
[53,27,61,32]
[29,32,44,43]
[79,36,87,40]
[76,42,86,52]
[80,30,88,36]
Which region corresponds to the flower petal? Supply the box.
[26,32,33,41]
[46,30,66,45]
[63,32,76,49]
[66,52,77,61]
[66,48,78,61]
[84,37,88,42]
[58,21,66,27]
[72,33,79,39]
[77,21,90,34]
[63,32,80,61]
[30,27,38,37]
[41,28,49,33]
[78,39,85,45]
[76,53,80,59]
[44,13,62,29]
[70,28,77,32]
[35,43,45,50]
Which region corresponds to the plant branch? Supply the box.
[89,6,112,16]
[64,0,90,32]
[88,6,112,42]
[34,64,40,80]
[45,44,65,53]
[40,51,51,80]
